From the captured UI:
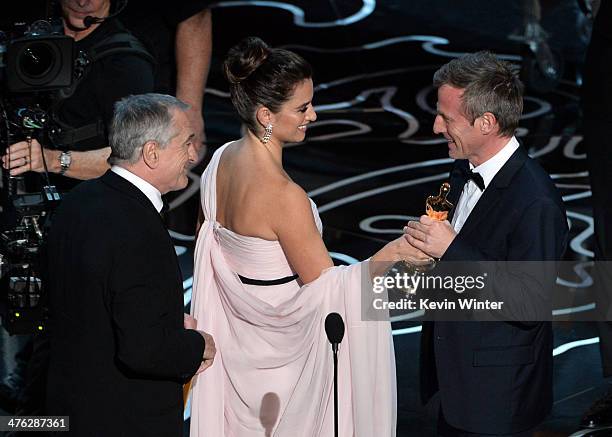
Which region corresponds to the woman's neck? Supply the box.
[246,129,283,168]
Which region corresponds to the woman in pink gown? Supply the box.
[189,37,427,437]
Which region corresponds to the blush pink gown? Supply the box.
[189,142,397,437]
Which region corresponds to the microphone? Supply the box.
[77,0,129,29]
[325,312,344,437]
[325,312,345,353]
[83,15,103,28]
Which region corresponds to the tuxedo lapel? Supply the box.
[455,183,503,238]
[101,170,181,280]
[100,170,164,225]
[454,147,528,237]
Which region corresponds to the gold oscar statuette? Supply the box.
[425,182,453,222]
[393,182,454,296]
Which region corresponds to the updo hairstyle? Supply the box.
[223,37,312,134]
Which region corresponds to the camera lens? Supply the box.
[7,34,73,91]
[19,42,55,78]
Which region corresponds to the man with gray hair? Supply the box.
[406,52,567,435]
[44,93,215,436]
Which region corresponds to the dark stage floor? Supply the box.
[2,1,609,436]
[175,1,603,436]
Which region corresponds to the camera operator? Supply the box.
[0,0,154,422]
[1,0,154,190]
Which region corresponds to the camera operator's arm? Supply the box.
[2,139,110,180]
[175,7,211,157]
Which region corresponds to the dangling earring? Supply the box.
[261,124,273,144]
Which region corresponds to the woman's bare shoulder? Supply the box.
[267,180,315,228]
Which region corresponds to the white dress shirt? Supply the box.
[111,165,164,213]
[451,136,520,233]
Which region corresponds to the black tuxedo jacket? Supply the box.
[45,170,204,437]
[420,146,568,434]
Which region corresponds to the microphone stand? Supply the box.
[332,341,339,437]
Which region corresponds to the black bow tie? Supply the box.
[161,201,169,214]
[160,200,170,221]
[454,165,485,191]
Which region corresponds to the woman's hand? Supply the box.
[369,235,432,278]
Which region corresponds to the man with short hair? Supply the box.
[406,52,568,435]
[45,93,215,436]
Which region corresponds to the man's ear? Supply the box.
[141,141,159,169]
[479,112,498,135]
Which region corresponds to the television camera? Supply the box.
[1,16,75,334]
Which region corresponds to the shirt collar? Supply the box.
[111,165,164,213]
[471,136,520,189]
